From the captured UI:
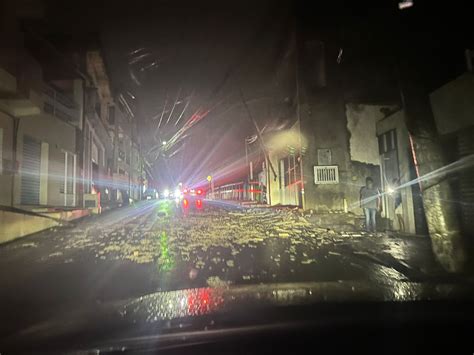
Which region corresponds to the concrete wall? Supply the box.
[298,98,379,213]
[0,208,89,245]
[0,209,58,244]
[376,110,416,234]
[300,97,352,212]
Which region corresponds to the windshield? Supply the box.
[1,0,473,343]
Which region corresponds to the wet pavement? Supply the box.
[0,199,464,337]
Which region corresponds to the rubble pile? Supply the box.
[38,203,375,268]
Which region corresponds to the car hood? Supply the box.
[3,280,474,352]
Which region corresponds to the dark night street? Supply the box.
[0,199,465,339]
[2,1,474,352]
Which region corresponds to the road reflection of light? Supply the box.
[158,231,175,272]
[121,282,471,324]
[371,264,407,283]
[123,288,224,322]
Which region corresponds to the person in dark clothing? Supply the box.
[360,177,381,233]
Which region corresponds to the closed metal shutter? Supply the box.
[21,136,41,205]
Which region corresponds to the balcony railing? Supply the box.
[42,83,80,124]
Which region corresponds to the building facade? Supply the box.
[0,8,144,213]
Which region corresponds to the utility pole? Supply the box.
[295,42,305,210]
[240,89,277,205]
[393,8,468,272]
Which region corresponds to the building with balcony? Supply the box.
[85,51,144,207]
[0,25,84,210]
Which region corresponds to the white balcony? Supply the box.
[0,86,42,117]
[42,84,80,125]
[0,67,17,94]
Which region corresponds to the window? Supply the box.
[95,102,101,119]
[60,151,75,194]
[99,146,105,167]
[126,151,131,165]
[281,155,301,187]
[91,142,99,164]
[378,129,397,154]
[108,106,115,125]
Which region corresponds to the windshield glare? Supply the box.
[0,0,473,343]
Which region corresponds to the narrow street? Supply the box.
[0,199,450,338]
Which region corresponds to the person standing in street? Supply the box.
[360,177,381,233]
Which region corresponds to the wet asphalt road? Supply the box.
[0,199,451,337]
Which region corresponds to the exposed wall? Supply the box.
[344,104,393,214]
[296,101,387,213]
[346,103,390,165]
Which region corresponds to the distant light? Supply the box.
[196,188,203,196]
[163,189,170,198]
[162,141,167,145]
[105,188,109,195]
[196,199,203,209]
[398,0,413,10]
[387,186,395,195]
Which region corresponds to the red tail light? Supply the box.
[196,199,203,209]
[196,189,203,195]
[183,198,189,208]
